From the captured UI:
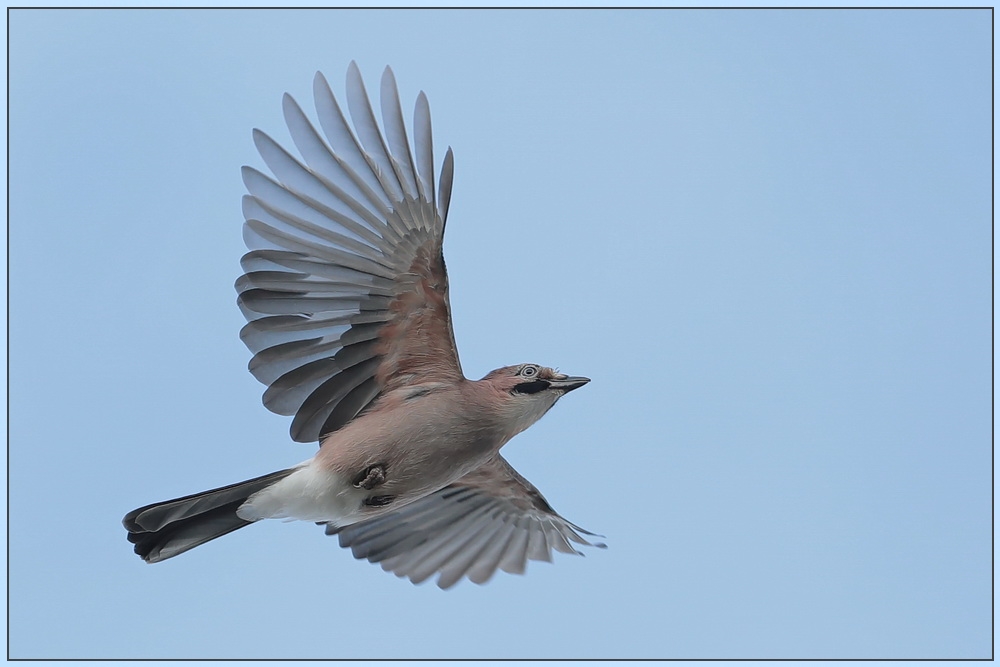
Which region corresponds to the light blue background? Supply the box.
[8,8,992,660]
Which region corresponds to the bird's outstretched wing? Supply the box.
[237,61,462,443]
[328,455,606,589]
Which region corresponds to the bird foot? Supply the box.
[363,495,395,507]
[352,464,386,490]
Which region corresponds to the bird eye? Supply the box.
[519,365,539,377]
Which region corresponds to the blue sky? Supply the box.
[8,7,992,660]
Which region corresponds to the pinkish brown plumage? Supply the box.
[123,62,602,589]
[374,239,463,392]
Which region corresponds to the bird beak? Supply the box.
[548,375,590,393]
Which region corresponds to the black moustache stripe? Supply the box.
[511,380,550,395]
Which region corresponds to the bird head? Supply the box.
[481,363,590,437]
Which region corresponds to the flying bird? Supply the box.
[123,62,603,589]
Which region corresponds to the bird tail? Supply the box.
[123,469,294,563]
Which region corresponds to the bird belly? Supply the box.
[241,403,505,527]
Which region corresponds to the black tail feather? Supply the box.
[123,469,293,563]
